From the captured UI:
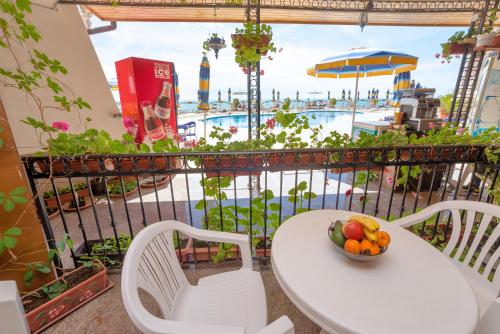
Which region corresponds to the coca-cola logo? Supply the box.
[154,63,170,79]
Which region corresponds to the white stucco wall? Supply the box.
[0,4,121,154]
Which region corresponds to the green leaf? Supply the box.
[24,268,33,286]
[3,198,15,212]
[35,263,51,273]
[0,242,4,255]
[47,248,57,262]
[4,227,22,236]
[3,236,17,248]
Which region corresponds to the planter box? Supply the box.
[186,240,239,262]
[202,156,263,177]
[476,32,500,49]
[22,260,111,334]
[44,187,90,207]
[267,152,326,167]
[447,42,467,55]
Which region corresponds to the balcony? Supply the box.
[17,145,498,333]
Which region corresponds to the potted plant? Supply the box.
[43,182,89,207]
[437,30,474,63]
[107,179,138,198]
[47,207,60,219]
[62,196,93,212]
[22,259,112,334]
[476,10,499,49]
[139,175,170,189]
[231,22,277,67]
[202,33,227,59]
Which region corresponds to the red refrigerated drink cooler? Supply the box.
[115,57,178,144]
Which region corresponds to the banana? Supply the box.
[350,215,380,232]
[363,228,378,242]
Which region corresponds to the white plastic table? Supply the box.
[271,210,479,334]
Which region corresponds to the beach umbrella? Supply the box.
[376,89,379,99]
[416,82,422,88]
[392,71,411,106]
[357,91,360,101]
[386,89,390,100]
[228,88,231,103]
[296,90,299,101]
[371,88,376,101]
[328,91,331,100]
[342,89,345,100]
[308,47,418,131]
[368,90,371,99]
[173,70,180,107]
[218,90,221,103]
[272,88,276,102]
[277,90,280,101]
[198,55,210,137]
[348,90,351,100]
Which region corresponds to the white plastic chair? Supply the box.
[393,200,500,318]
[121,220,294,334]
[475,298,500,334]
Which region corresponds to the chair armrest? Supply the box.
[255,316,294,334]
[166,221,253,270]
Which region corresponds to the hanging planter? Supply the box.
[476,31,500,49]
[202,33,227,59]
[231,22,277,67]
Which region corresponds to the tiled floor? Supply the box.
[43,262,321,334]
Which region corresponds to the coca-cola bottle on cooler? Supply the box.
[141,101,166,141]
[154,81,172,123]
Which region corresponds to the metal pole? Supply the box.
[351,65,360,136]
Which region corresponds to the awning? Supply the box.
[74,1,500,27]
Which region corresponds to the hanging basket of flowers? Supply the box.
[202,33,227,59]
[231,22,277,67]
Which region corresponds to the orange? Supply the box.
[376,231,391,248]
[359,239,372,254]
[344,239,360,254]
[369,243,381,255]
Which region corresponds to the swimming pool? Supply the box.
[203,110,362,127]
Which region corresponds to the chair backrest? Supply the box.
[122,221,189,321]
[393,201,500,297]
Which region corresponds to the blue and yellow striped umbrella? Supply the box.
[198,55,210,111]
[173,70,180,107]
[392,71,411,106]
[307,48,418,79]
[308,48,417,133]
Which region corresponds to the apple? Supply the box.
[342,221,364,240]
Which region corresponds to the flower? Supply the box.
[267,56,273,60]
[359,195,365,202]
[51,121,69,132]
[265,118,276,129]
[172,132,182,143]
[345,189,352,197]
[456,128,466,135]
[434,53,440,59]
[428,122,436,129]
[184,139,198,148]
[229,126,238,135]
[387,175,394,185]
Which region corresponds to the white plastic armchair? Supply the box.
[475,298,500,334]
[121,220,294,334]
[392,200,500,317]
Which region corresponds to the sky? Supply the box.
[90,19,463,101]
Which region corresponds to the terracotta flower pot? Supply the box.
[118,157,179,172]
[330,151,375,173]
[139,175,171,189]
[267,152,326,167]
[62,196,93,212]
[202,155,263,177]
[186,241,239,262]
[109,186,138,198]
[22,260,111,334]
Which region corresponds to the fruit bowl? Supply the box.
[328,216,390,262]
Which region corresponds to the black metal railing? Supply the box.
[23,145,499,269]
